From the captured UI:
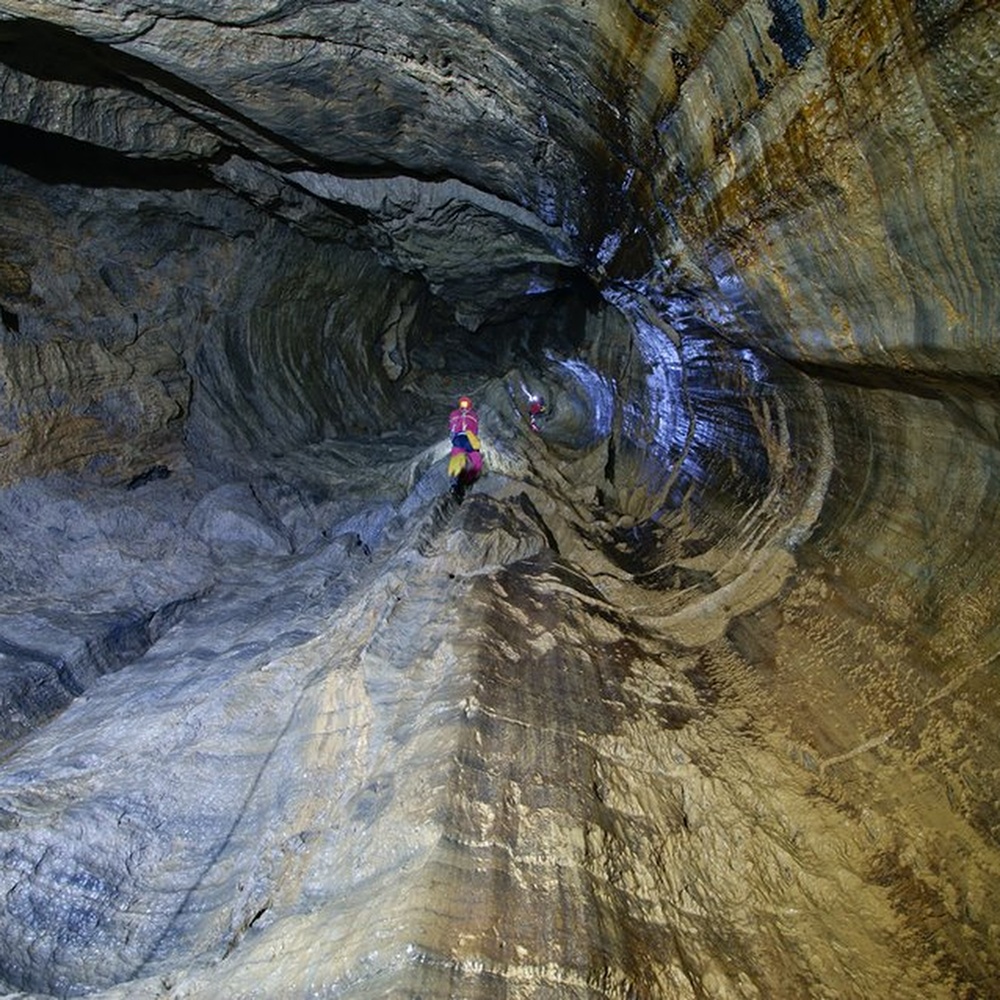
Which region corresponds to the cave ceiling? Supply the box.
[0,0,993,363]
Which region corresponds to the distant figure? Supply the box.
[528,394,546,433]
[449,395,479,442]
[447,395,482,502]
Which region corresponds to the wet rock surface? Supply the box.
[0,1,998,998]
[0,332,995,999]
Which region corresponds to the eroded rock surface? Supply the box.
[0,1,997,998]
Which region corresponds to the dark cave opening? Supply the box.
[0,121,215,190]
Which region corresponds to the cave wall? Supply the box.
[0,1,998,999]
[3,1,995,372]
[0,161,463,484]
[589,0,1000,375]
[0,170,204,483]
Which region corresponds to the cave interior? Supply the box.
[0,2,998,998]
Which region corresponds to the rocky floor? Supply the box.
[1,353,997,999]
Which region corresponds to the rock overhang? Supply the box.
[3,0,994,385]
[0,6,618,332]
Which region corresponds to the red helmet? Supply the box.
[458,396,472,409]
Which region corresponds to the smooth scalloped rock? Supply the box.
[0,2,997,998]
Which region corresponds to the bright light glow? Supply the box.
[552,357,615,442]
[596,231,622,266]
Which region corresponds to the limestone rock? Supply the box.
[0,1,997,998]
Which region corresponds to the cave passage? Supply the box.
[0,219,868,998]
[0,3,998,999]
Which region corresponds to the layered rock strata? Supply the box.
[0,1,997,998]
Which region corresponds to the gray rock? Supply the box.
[186,483,293,557]
[0,2,997,999]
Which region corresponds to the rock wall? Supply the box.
[0,1,997,998]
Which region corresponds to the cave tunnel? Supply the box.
[0,3,998,998]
